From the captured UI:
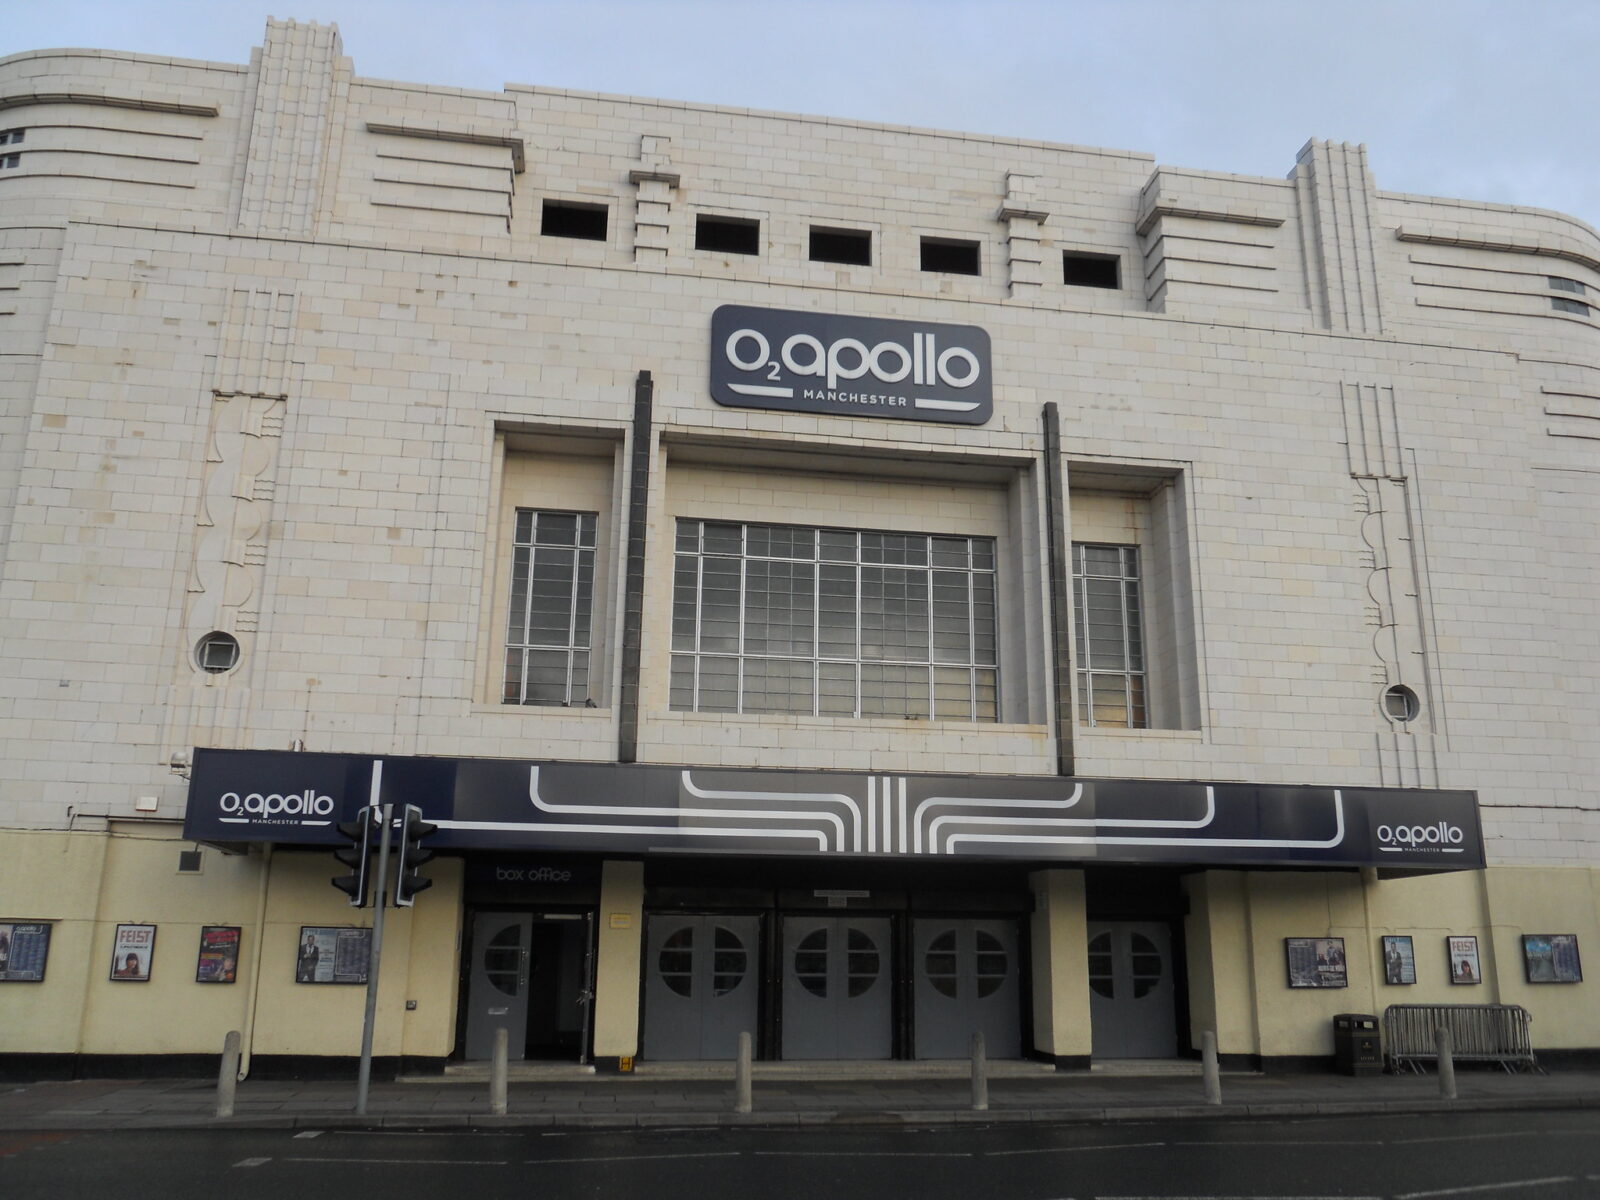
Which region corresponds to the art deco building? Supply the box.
[0,19,1594,1076]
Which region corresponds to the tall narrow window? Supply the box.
[670,520,998,721]
[1072,543,1146,727]
[503,510,596,706]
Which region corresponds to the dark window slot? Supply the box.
[920,237,981,275]
[1063,252,1120,289]
[810,226,871,266]
[542,200,609,241]
[696,215,761,255]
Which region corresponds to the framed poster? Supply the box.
[0,922,52,982]
[295,926,371,985]
[1285,937,1348,988]
[196,926,241,984]
[1522,934,1582,984]
[1448,935,1482,984]
[110,924,156,981]
[1382,935,1417,985]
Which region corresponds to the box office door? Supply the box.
[1086,921,1178,1059]
[780,916,892,1060]
[912,918,1023,1059]
[464,913,532,1061]
[642,914,760,1061]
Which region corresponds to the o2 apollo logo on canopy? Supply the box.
[710,305,993,425]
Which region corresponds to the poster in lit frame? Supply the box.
[1522,934,1582,984]
[1447,935,1482,985]
[295,926,371,985]
[196,926,241,984]
[1382,935,1417,985]
[1285,937,1347,988]
[110,923,156,981]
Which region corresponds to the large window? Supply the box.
[1072,543,1146,728]
[670,520,998,721]
[503,509,595,706]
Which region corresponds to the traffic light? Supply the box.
[393,803,437,907]
[332,807,374,907]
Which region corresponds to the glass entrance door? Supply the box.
[911,918,1022,1059]
[642,914,760,1060]
[1086,920,1178,1058]
[780,915,892,1060]
[464,913,532,1060]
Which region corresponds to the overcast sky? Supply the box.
[5,1,1597,230]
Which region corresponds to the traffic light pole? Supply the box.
[355,802,393,1116]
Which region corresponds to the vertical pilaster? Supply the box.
[1000,172,1049,299]
[1292,140,1384,334]
[235,19,346,237]
[628,135,680,268]
[593,860,645,1066]
[1028,868,1090,1065]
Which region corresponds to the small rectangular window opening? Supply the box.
[810,226,872,266]
[920,237,981,275]
[542,200,609,241]
[0,129,23,145]
[1552,296,1592,316]
[0,154,20,169]
[695,214,761,255]
[1063,251,1120,289]
[1548,276,1586,295]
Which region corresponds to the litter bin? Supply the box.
[1333,1013,1382,1075]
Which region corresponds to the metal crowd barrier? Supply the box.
[1382,1004,1541,1074]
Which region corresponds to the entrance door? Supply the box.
[642,914,760,1060]
[780,916,892,1060]
[912,918,1022,1059]
[464,913,532,1060]
[1086,921,1178,1058]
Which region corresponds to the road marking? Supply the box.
[1390,1132,1563,1145]
[527,1151,742,1165]
[284,1156,508,1166]
[232,1157,271,1168]
[1393,1180,1574,1199]
[293,1131,322,1139]
[753,1150,975,1158]
[1170,1139,1383,1147]
[987,1141,1166,1156]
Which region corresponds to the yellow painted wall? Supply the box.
[1481,867,1600,1048]
[0,829,108,1053]
[592,860,643,1059]
[0,827,463,1061]
[1028,869,1091,1058]
[1182,871,1258,1056]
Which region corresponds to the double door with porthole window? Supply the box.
[641,910,1025,1061]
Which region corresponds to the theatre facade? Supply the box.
[0,20,1595,1076]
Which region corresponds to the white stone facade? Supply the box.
[0,21,1596,1067]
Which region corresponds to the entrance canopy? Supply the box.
[182,749,1482,872]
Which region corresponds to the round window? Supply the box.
[195,632,241,674]
[795,928,829,997]
[1383,684,1420,722]
[658,927,694,998]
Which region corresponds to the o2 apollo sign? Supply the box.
[710,305,993,425]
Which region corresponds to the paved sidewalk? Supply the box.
[4,1065,1599,1132]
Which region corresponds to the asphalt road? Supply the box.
[3,1109,1598,1199]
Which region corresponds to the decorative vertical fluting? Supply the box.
[235,19,344,236]
[1000,172,1049,299]
[186,288,296,648]
[628,135,680,268]
[1292,140,1384,334]
[1341,382,1440,787]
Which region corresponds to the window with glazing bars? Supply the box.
[1072,543,1146,727]
[670,520,998,721]
[503,510,595,705]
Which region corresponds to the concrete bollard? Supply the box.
[216,1030,241,1119]
[970,1031,989,1112]
[490,1027,509,1116]
[1436,1026,1457,1100]
[734,1031,753,1114]
[1201,1030,1222,1105]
